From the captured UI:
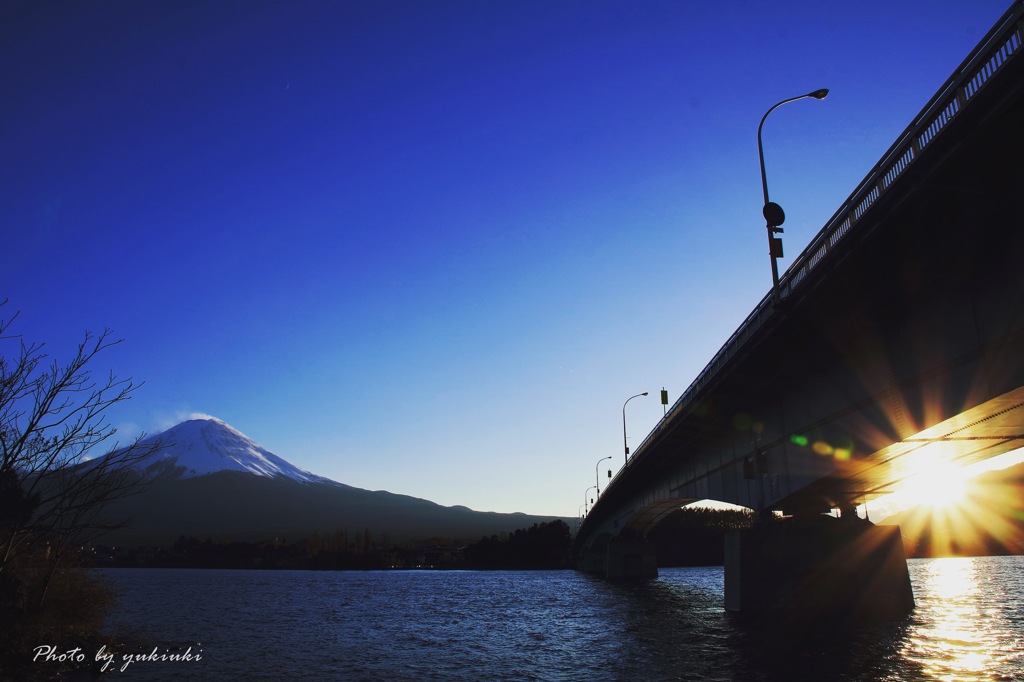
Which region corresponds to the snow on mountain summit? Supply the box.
[125,417,335,484]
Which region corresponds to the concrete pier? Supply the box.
[605,537,659,580]
[578,546,608,575]
[578,536,658,579]
[724,519,914,620]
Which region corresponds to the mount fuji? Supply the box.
[95,417,565,546]
[109,417,337,484]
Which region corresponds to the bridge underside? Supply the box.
[601,382,1024,542]
[619,497,701,538]
[785,385,1024,513]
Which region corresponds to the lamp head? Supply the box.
[809,88,829,100]
[763,201,786,227]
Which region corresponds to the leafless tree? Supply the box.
[0,300,162,609]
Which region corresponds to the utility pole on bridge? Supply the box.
[622,392,648,464]
[757,88,829,304]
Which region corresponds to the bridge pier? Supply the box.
[605,537,658,580]
[577,537,658,579]
[724,518,913,620]
[578,546,607,575]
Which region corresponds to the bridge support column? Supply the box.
[724,520,913,620]
[606,537,658,580]
[578,547,607,575]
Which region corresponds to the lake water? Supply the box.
[78,556,1023,680]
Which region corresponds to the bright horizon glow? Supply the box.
[1,1,1013,517]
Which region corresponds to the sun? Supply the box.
[872,447,1024,557]
[891,458,968,511]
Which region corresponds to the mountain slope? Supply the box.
[101,471,560,546]
[94,418,568,546]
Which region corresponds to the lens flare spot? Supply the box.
[812,441,833,456]
[790,434,809,447]
[833,448,852,461]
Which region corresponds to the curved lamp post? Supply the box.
[622,392,649,464]
[594,455,612,497]
[757,88,829,304]
[584,485,598,515]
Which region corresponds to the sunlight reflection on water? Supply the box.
[93,556,1024,681]
[905,556,1024,680]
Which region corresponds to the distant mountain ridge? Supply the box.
[95,417,568,546]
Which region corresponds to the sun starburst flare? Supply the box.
[888,459,1024,557]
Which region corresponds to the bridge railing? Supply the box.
[780,3,1022,301]
[606,1,1024,495]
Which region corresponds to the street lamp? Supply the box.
[757,88,829,304]
[595,455,612,497]
[622,392,649,464]
[584,485,598,515]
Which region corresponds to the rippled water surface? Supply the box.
[92,556,1024,680]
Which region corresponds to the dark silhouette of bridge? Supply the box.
[575,1,1024,615]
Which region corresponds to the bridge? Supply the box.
[575,1,1024,616]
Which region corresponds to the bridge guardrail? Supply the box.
[604,1,1024,497]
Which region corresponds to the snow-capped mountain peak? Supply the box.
[122,417,335,484]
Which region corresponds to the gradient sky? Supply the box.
[2,0,1015,518]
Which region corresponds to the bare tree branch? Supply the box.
[0,300,163,608]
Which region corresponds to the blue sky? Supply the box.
[1,0,1014,517]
